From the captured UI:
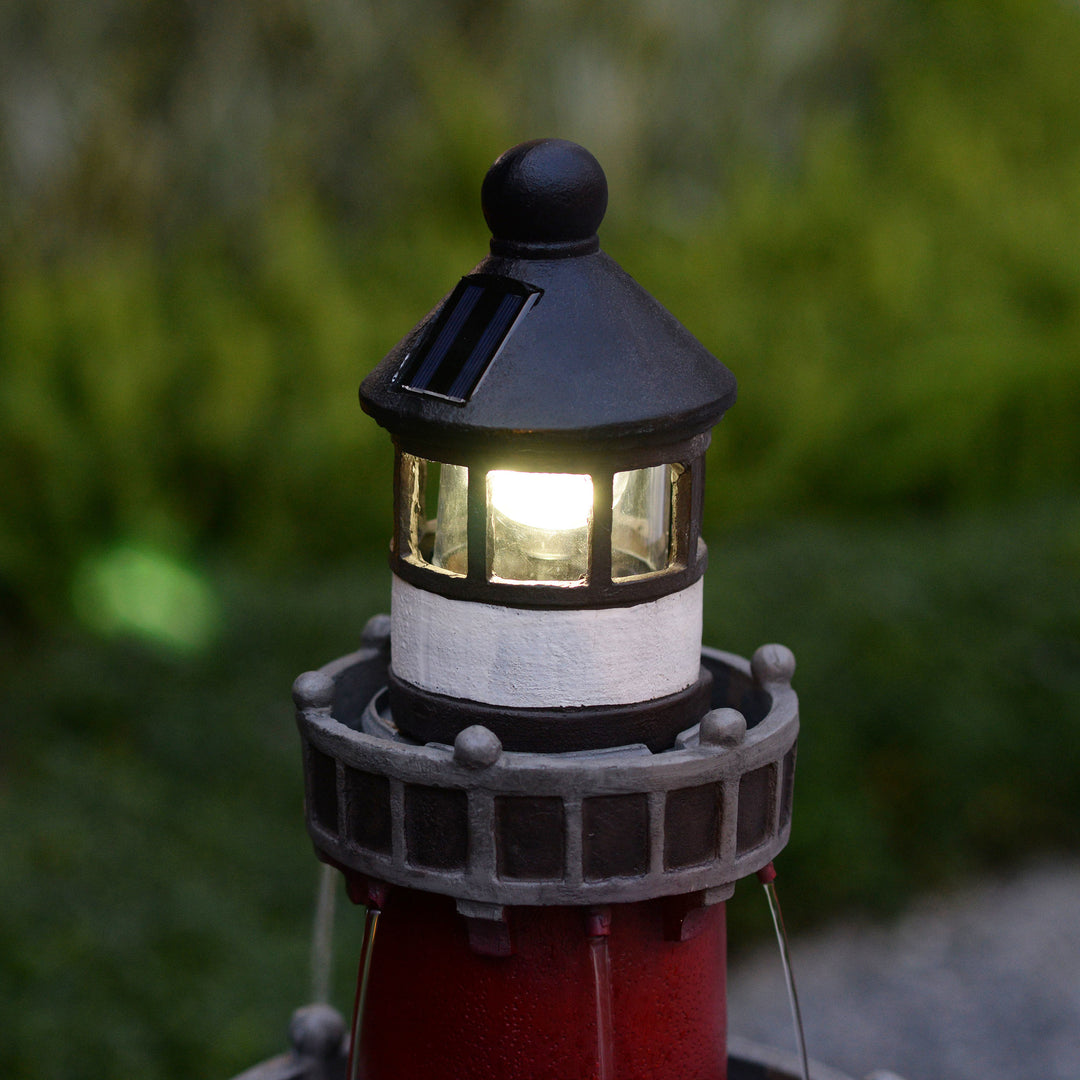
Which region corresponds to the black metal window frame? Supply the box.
[391,437,709,610]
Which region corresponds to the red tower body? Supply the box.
[355,890,727,1080]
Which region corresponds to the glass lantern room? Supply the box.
[399,453,687,587]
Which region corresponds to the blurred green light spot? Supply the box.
[73,545,221,655]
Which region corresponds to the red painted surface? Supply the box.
[354,886,727,1080]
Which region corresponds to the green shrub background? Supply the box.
[1,0,1079,1076]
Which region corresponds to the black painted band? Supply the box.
[388,666,715,753]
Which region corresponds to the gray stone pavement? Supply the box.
[727,859,1080,1080]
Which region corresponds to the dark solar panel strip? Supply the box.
[445,291,524,401]
[399,276,541,402]
[407,283,484,392]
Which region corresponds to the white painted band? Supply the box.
[390,575,703,709]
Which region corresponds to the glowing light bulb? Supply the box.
[488,471,594,530]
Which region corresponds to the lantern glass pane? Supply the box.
[401,453,468,576]
[487,470,591,584]
[611,464,673,579]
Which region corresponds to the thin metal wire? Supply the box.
[347,907,381,1080]
[762,878,811,1080]
[310,863,338,1005]
[588,935,615,1080]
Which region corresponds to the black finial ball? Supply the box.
[482,139,608,254]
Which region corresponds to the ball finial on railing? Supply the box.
[292,670,335,710]
[454,724,504,769]
[700,708,748,748]
[751,643,797,686]
[288,1003,346,1061]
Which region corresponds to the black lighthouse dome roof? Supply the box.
[359,139,736,459]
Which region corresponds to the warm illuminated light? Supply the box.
[488,471,594,530]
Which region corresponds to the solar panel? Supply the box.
[397,276,540,402]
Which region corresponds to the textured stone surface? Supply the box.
[300,645,798,906]
[728,860,1080,1080]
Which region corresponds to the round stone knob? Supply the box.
[292,670,335,710]
[288,1003,346,1059]
[699,708,747,748]
[361,612,391,649]
[751,643,796,686]
[454,724,503,768]
[482,139,608,255]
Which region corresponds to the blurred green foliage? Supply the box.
[2,0,1079,622]
[2,0,1080,1076]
